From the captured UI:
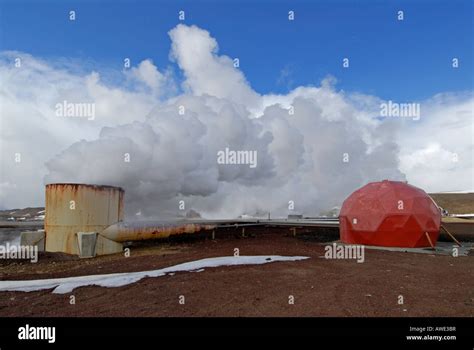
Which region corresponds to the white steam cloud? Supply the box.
[1,24,472,218]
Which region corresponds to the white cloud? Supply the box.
[168,24,260,110]
[1,25,472,217]
[128,59,176,97]
[0,51,160,208]
[398,92,474,192]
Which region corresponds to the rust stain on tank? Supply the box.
[46,183,124,195]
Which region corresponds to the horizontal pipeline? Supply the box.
[101,221,216,242]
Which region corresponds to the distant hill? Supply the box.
[429,193,474,214]
[0,207,45,221]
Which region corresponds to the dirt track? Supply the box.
[0,231,473,317]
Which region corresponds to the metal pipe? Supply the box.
[101,221,216,242]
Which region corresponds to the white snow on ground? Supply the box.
[0,255,309,294]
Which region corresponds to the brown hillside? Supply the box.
[429,193,474,214]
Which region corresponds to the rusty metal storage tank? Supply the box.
[339,180,441,248]
[45,183,124,255]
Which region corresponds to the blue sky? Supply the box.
[0,0,472,210]
[1,0,472,101]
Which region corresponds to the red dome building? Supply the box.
[339,180,441,248]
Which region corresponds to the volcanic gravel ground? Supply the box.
[0,229,472,317]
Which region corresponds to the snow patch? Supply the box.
[0,255,309,294]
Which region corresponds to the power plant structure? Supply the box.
[339,180,442,248]
[45,184,125,256]
[37,184,216,256]
[20,181,465,258]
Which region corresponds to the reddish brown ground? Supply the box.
[0,229,473,317]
